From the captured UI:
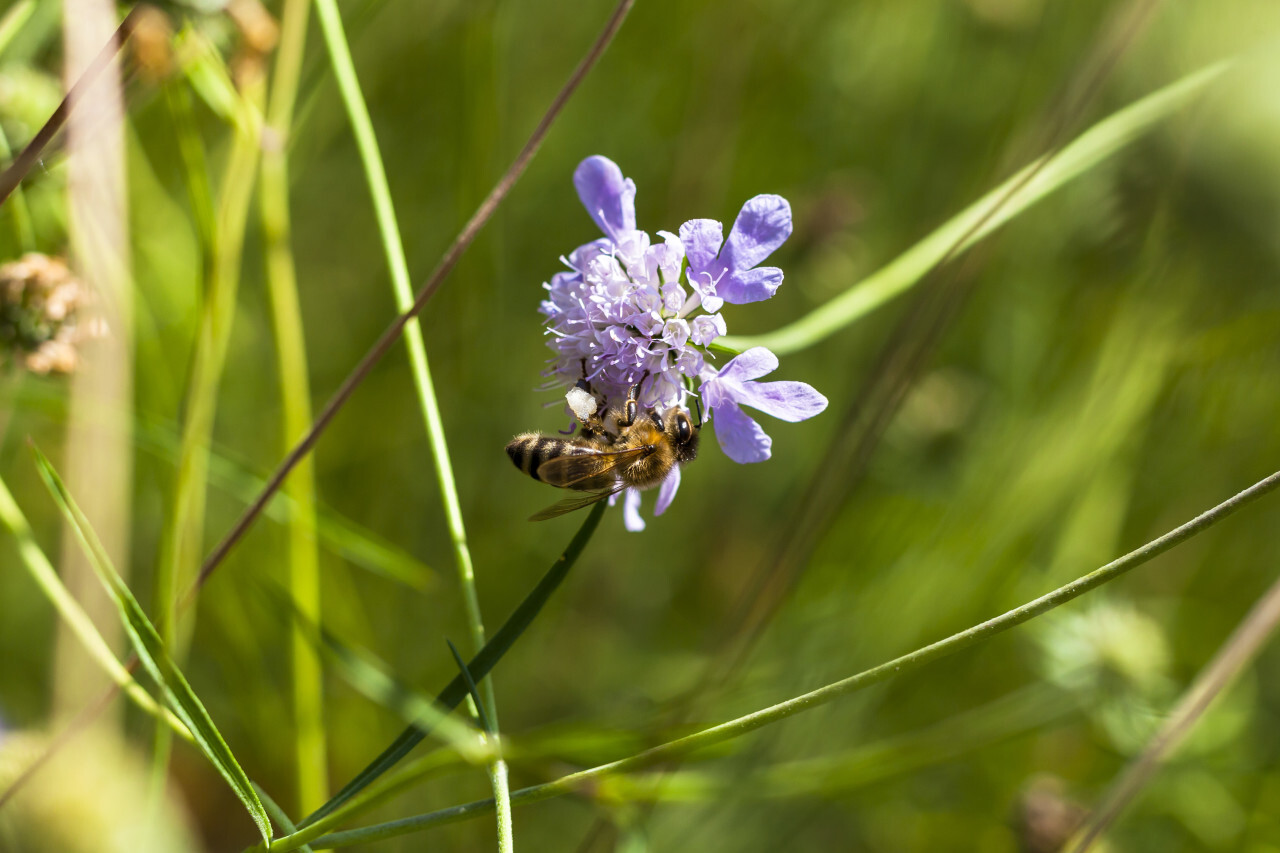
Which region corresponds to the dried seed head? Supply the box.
[129,7,176,82]
[0,253,105,376]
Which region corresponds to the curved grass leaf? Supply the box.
[255,782,315,853]
[0,473,190,739]
[721,60,1231,356]
[289,467,1280,850]
[293,500,606,834]
[0,381,432,589]
[260,580,489,761]
[0,2,36,59]
[31,445,273,845]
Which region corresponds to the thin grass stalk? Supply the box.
[0,127,35,250]
[0,472,188,736]
[720,60,1229,356]
[0,6,138,206]
[195,0,637,593]
[147,59,263,831]
[289,468,1280,849]
[34,445,274,843]
[255,782,316,853]
[260,0,327,815]
[158,74,264,638]
[52,0,133,723]
[284,501,606,846]
[0,675,120,811]
[1067,569,1280,852]
[310,0,512,841]
[147,70,222,811]
[0,2,36,57]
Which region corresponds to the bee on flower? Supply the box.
[512,155,827,530]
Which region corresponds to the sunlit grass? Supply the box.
[1,3,1279,853]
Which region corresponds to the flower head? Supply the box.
[538,156,827,529]
[0,254,103,375]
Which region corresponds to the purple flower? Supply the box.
[536,156,826,529]
[679,194,792,311]
[700,348,828,464]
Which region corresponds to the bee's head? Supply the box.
[662,406,701,463]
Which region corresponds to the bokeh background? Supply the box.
[2,0,1280,850]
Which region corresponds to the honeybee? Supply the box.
[506,378,700,520]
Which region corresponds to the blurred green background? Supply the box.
[2,0,1280,850]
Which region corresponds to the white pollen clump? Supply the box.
[566,385,598,422]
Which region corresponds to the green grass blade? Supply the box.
[254,782,315,853]
[295,501,606,831]
[0,2,35,58]
[0,473,189,738]
[292,467,1280,849]
[722,60,1231,356]
[261,581,490,761]
[312,0,496,761]
[31,445,273,844]
[174,24,257,132]
[262,0,327,815]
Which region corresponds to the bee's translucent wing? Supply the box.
[529,482,628,521]
[535,444,654,489]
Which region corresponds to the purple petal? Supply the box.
[697,292,724,314]
[574,156,636,237]
[731,379,828,422]
[689,313,726,346]
[623,488,645,531]
[713,401,772,463]
[719,347,780,383]
[654,465,681,516]
[717,266,784,304]
[678,219,724,271]
[721,195,792,272]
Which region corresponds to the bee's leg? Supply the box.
[619,371,650,427]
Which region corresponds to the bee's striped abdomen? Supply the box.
[507,433,561,482]
[506,433,609,489]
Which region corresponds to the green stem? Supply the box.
[261,0,327,816]
[0,473,188,737]
[151,68,222,804]
[285,502,606,846]
[0,2,36,58]
[255,783,315,853]
[721,60,1230,357]
[0,126,35,251]
[311,0,510,841]
[1068,564,1280,852]
[158,78,263,641]
[291,468,1280,849]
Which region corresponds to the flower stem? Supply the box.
[283,502,605,847]
[195,0,636,593]
[0,472,187,737]
[0,127,35,251]
[1067,560,1280,851]
[294,468,1280,848]
[262,0,327,816]
[721,60,1230,357]
[311,0,511,841]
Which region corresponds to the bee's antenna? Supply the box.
[692,396,703,428]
